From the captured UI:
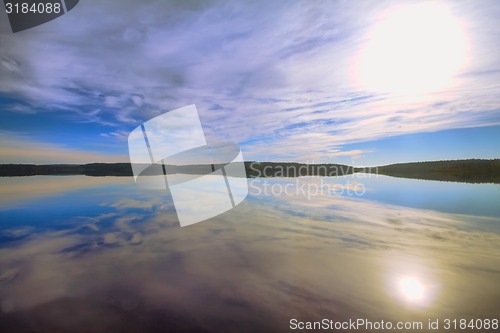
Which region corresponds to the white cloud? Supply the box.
[0,132,127,164]
[0,0,499,162]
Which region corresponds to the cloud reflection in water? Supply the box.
[0,176,499,332]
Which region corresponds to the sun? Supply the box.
[356,2,468,96]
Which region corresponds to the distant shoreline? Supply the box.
[0,159,499,184]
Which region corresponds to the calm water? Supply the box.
[0,174,499,332]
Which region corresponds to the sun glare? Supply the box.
[399,276,425,302]
[357,2,468,95]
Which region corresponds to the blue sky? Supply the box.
[0,0,499,166]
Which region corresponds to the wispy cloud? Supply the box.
[0,131,128,163]
[0,0,499,163]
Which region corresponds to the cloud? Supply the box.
[0,131,128,164]
[326,149,368,159]
[0,0,499,162]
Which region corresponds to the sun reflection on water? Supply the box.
[399,276,425,303]
[384,254,440,309]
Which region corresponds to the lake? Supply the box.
[0,174,499,332]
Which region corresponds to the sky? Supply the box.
[0,0,499,166]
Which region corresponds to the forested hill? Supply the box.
[0,159,499,184]
[0,163,134,177]
[361,159,500,184]
[0,162,353,177]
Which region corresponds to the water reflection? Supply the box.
[399,277,425,303]
[0,176,499,332]
[383,254,439,309]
